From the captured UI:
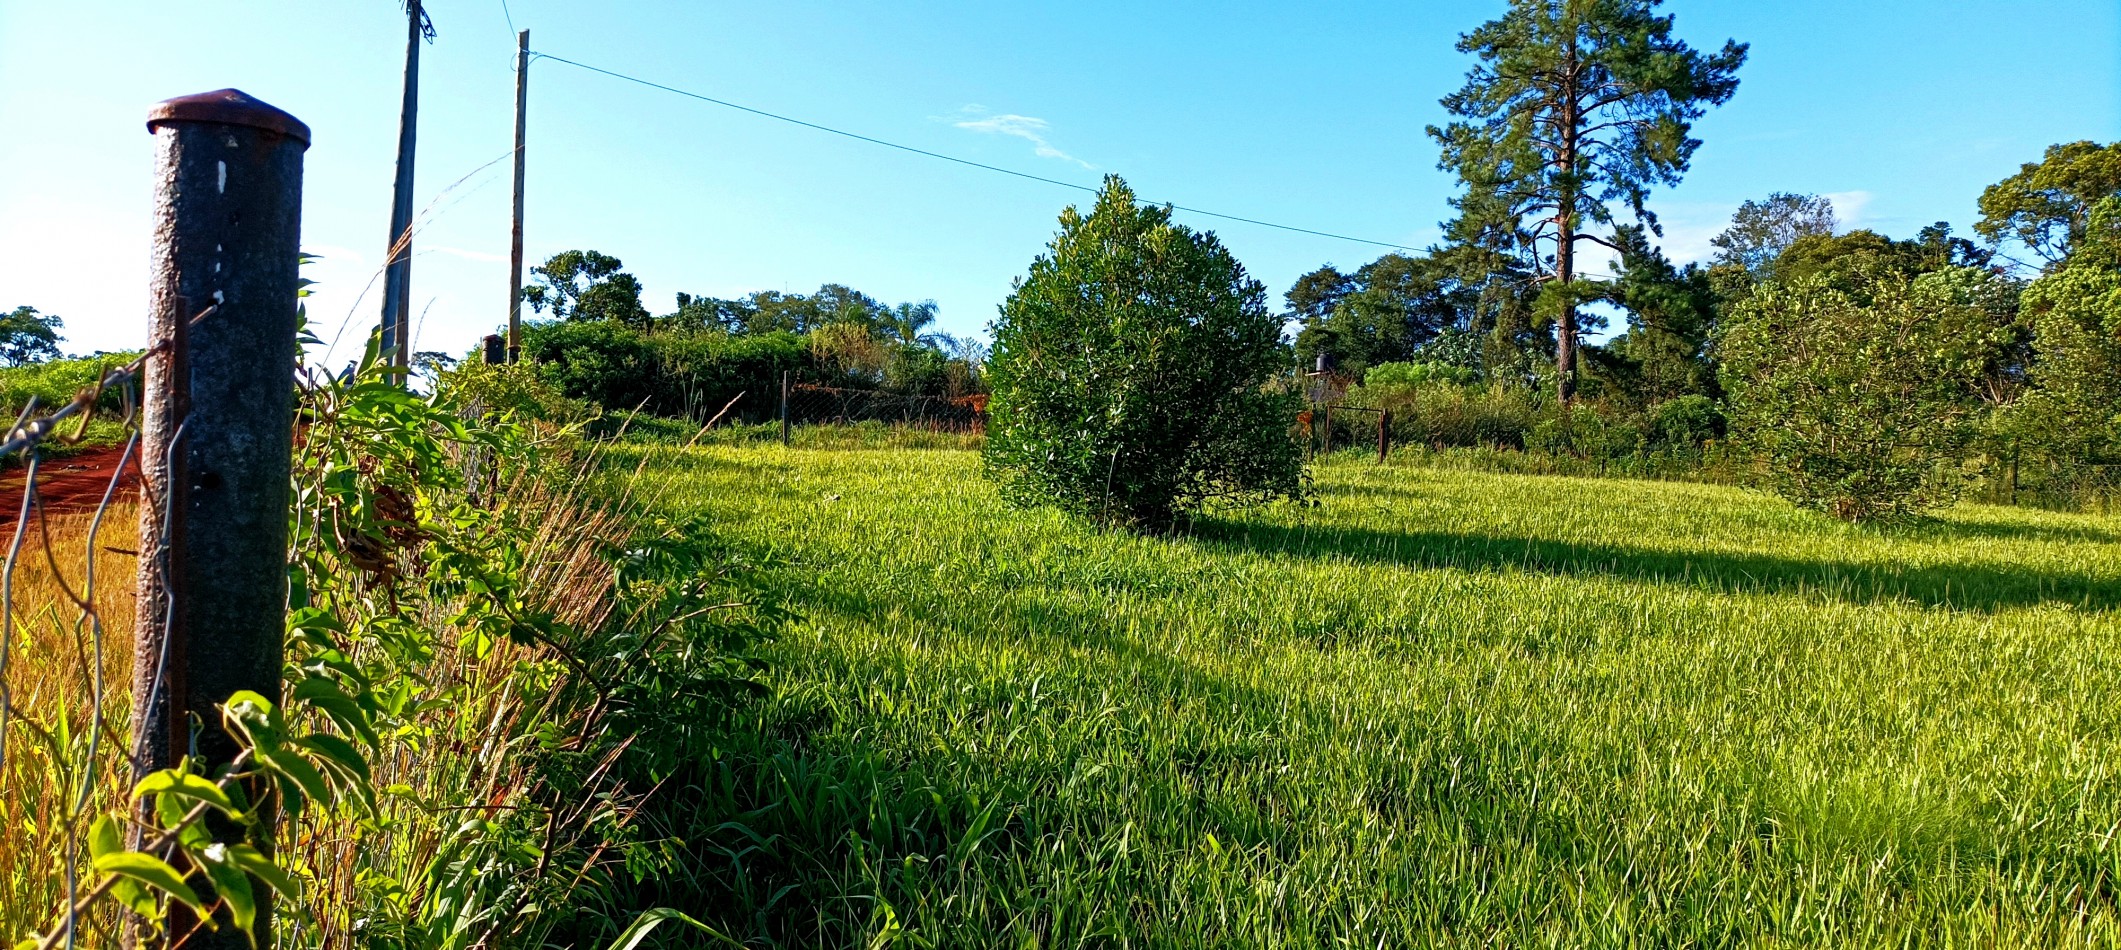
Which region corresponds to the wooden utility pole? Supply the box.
[380,0,429,372]
[507,28,529,362]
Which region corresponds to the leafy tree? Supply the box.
[1431,240,1546,385]
[1601,226,1719,403]
[1718,265,2013,522]
[1976,140,2121,271]
[1710,192,1837,275]
[410,349,457,390]
[672,284,897,336]
[0,306,63,366]
[1431,0,1746,402]
[1285,266,1354,327]
[886,300,943,346]
[1759,224,2002,301]
[2011,195,2121,463]
[523,250,650,328]
[984,176,1304,531]
[1290,253,1475,376]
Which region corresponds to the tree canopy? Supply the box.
[523,250,651,328]
[1710,192,1837,275]
[0,306,64,367]
[1431,0,1746,401]
[1977,140,2121,270]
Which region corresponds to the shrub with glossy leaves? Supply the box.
[984,176,1305,531]
[1718,265,2014,521]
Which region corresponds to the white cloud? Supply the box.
[950,109,1094,169]
[1823,190,1875,229]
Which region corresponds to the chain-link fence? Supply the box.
[783,380,985,432]
[0,351,156,944]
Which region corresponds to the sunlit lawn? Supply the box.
[644,445,2119,947]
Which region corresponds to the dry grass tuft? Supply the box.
[0,503,137,940]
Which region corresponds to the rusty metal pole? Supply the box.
[780,371,792,447]
[507,28,529,362]
[1378,409,1390,463]
[133,89,307,949]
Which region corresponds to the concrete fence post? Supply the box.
[132,88,307,949]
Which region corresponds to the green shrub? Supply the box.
[441,358,594,425]
[0,351,140,417]
[1527,403,1637,461]
[520,321,806,423]
[1718,265,2013,521]
[984,176,1305,531]
[1645,394,1726,449]
[1346,379,1537,450]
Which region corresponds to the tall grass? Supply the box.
[0,470,643,945]
[625,444,2121,947]
[0,505,136,940]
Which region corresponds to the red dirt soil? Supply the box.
[0,444,141,527]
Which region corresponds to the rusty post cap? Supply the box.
[147,89,311,147]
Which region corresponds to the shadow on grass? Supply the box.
[1189,518,2119,613]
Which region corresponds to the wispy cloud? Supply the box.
[949,107,1093,169]
[1823,190,1875,229]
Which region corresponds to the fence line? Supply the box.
[773,375,987,446]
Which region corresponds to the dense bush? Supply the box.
[520,320,806,423]
[1718,265,2012,521]
[1645,394,1726,450]
[985,177,1305,531]
[1363,360,1479,389]
[0,350,141,416]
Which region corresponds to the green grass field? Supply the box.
[631,444,2121,948]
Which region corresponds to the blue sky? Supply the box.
[3,1,2116,361]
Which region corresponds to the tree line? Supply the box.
[1268,0,2120,521]
[507,249,989,425]
[489,0,2118,525]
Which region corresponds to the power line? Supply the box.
[527,51,1418,253]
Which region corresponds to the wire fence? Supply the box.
[782,380,986,434]
[0,352,157,944]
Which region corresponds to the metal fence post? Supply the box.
[780,371,792,447]
[132,88,307,949]
[1378,409,1390,463]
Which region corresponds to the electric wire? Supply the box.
[528,51,1418,252]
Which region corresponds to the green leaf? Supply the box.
[286,605,346,634]
[93,851,207,914]
[225,844,300,899]
[296,733,375,811]
[134,769,245,821]
[88,814,124,859]
[257,747,331,816]
[290,676,379,747]
[198,844,258,942]
[601,908,737,950]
